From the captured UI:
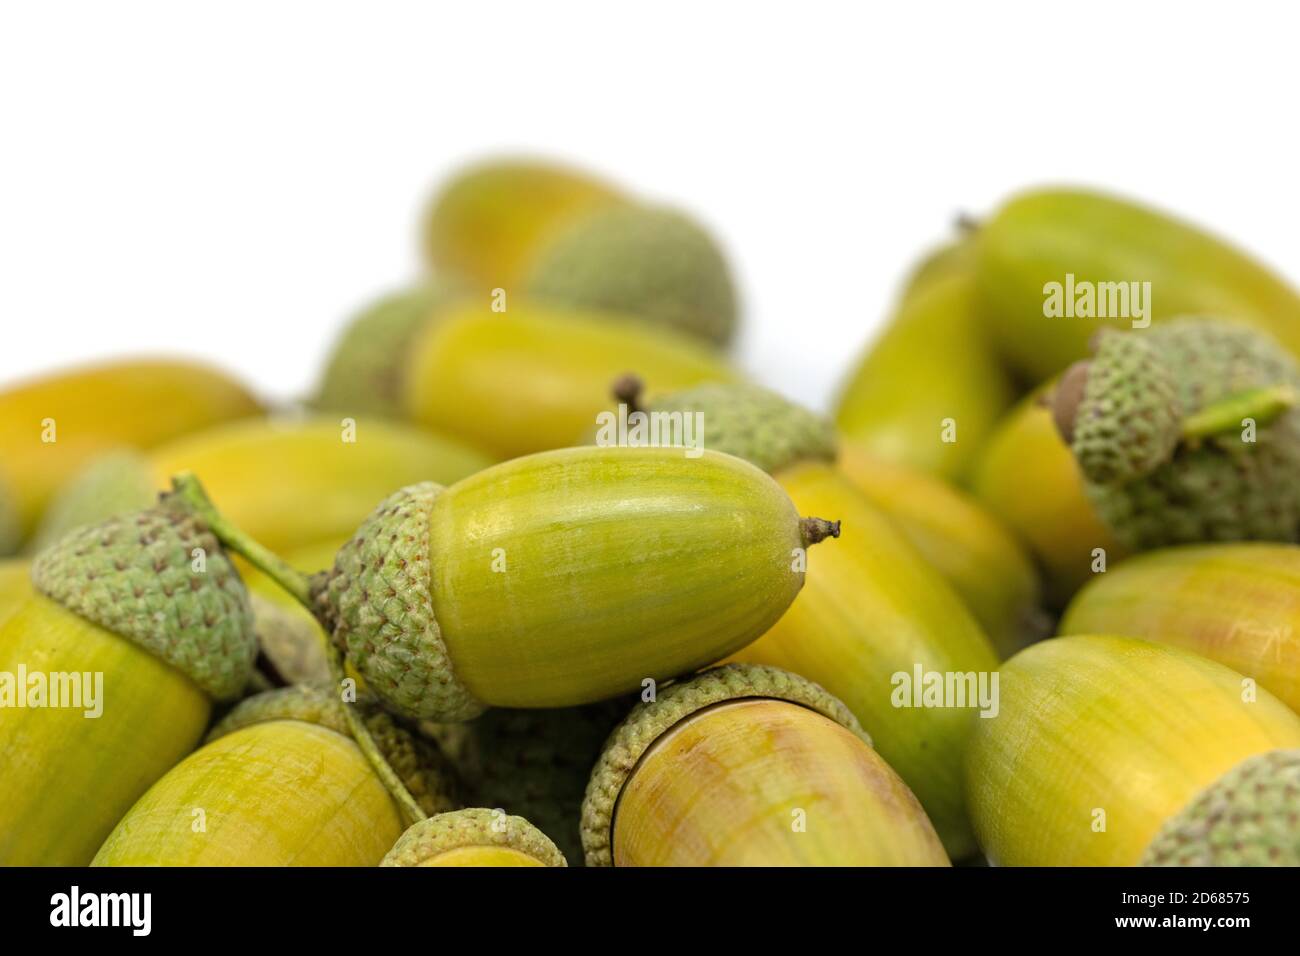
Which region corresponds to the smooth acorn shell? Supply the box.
[430,447,808,708]
[0,583,210,865]
[966,634,1300,866]
[833,264,1016,481]
[421,846,542,866]
[34,416,491,555]
[402,303,737,459]
[611,698,949,866]
[1060,544,1300,712]
[92,720,404,866]
[837,444,1043,656]
[972,394,1128,607]
[0,359,260,549]
[423,158,623,291]
[729,461,998,859]
[974,188,1300,382]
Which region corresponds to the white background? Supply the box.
[2,1,1297,412]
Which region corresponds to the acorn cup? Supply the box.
[382,808,567,867]
[966,635,1300,866]
[420,699,629,865]
[0,358,260,552]
[833,244,1018,481]
[93,684,459,866]
[624,378,1001,858]
[0,498,259,865]
[1059,543,1300,712]
[581,665,950,866]
[972,389,1130,607]
[1047,318,1300,551]
[33,415,491,555]
[972,187,1300,382]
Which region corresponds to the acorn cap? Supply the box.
[31,496,257,701]
[1142,748,1300,866]
[1057,330,1182,485]
[525,205,739,347]
[316,282,461,418]
[580,663,869,867]
[639,380,838,476]
[381,808,567,867]
[31,450,156,553]
[421,699,629,865]
[315,482,485,722]
[1076,319,1300,549]
[209,682,460,818]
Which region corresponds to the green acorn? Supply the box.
[315,281,464,418]
[382,808,567,867]
[1142,749,1300,866]
[421,699,628,865]
[1051,318,1300,549]
[525,205,739,347]
[1,496,258,864]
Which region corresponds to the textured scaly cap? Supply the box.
[31,495,257,701]
[1142,749,1300,866]
[209,682,461,818]
[641,380,838,476]
[1057,331,1182,485]
[316,282,462,418]
[421,699,629,866]
[314,482,485,722]
[580,663,869,867]
[1058,319,1300,550]
[381,808,567,867]
[525,205,739,347]
[32,450,156,553]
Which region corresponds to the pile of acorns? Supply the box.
[2,158,1299,868]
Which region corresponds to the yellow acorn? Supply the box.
[833,246,1018,481]
[1,497,259,865]
[34,415,490,555]
[581,665,950,866]
[382,808,566,867]
[972,392,1128,607]
[1059,543,1300,712]
[966,635,1300,866]
[631,380,1002,858]
[93,684,459,866]
[0,358,260,552]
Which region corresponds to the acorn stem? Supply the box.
[166,472,427,825]
[611,373,646,414]
[800,517,841,546]
[1179,384,1297,442]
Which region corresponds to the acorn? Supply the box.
[834,249,1017,481]
[627,379,1000,858]
[420,699,628,865]
[402,301,736,459]
[581,664,950,866]
[524,204,739,347]
[1059,543,1300,713]
[93,683,459,866]
[836,442,1045,655]
[170,444,837,725]
[0,358,260,552]
[315,281,466,419]
[423,157,623,292]
[966,635,1300,866]
[0,498,258,865]
[1049,319,1300,551]
[33,415,490,555]
[973,187,1300,381]
[972,390,1130,607]
[382,808,566,867]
